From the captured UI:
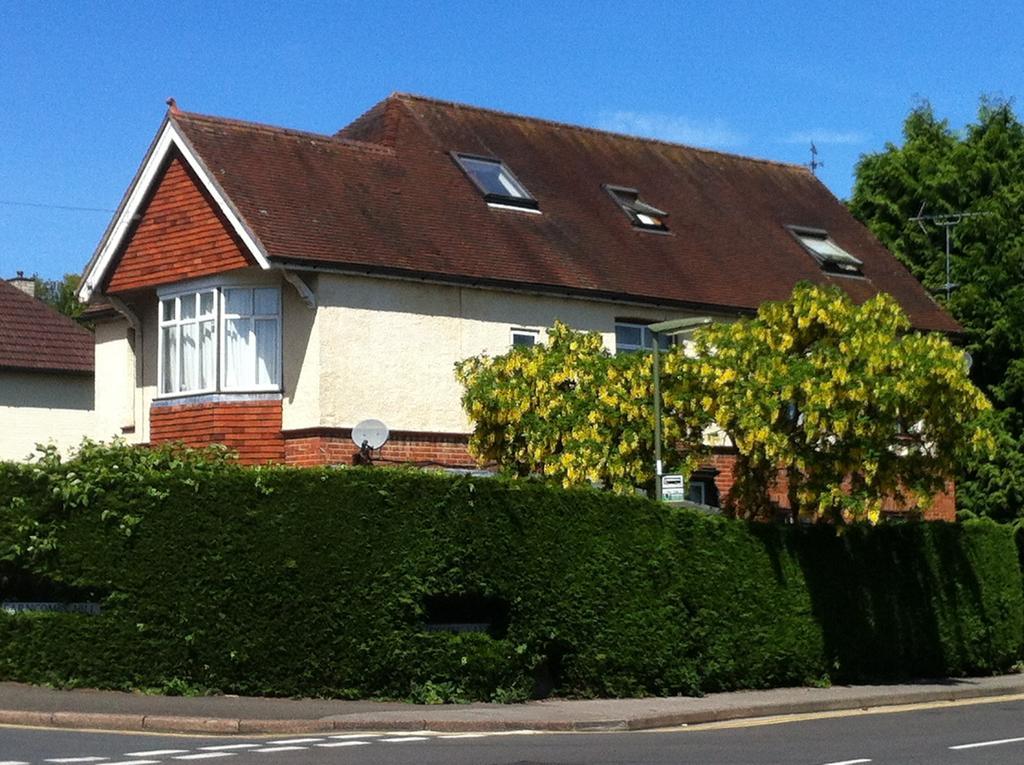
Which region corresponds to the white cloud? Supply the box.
[595,111,748,149]
[783,130,867,146]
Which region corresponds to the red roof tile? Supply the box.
[166,94,958,333]
[0,280,94,373]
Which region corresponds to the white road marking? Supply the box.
[266,738,324,745]
[173,755,237,761]
[316,741,371,748]
[125,751,190,757]
[328,733,383,739]
[438,733,490,739]
[104,761,162,765]
[950,736,1024,750]
[822,760,872,765]
[252,747,307,753]
[0,761,31,765]
[197,745,259,751]
[381,736,429,742]
[46,759,109,763]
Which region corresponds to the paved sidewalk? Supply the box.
[2,674,1024,735]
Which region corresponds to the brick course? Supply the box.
[150,399,284,465]
[106,153,253,293]
[283,429,476,468]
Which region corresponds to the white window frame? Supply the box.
[156,283,282,399]
[219,286,283,393]
[510,328,540,348]
[157,288,219,397]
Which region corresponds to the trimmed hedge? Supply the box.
[0,455,1021,701]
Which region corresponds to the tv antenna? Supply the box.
[351,419,389,465]
[808,142,824,175]
[908,204,988,301]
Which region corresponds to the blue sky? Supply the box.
[2,0,1020,281]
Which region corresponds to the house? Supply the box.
[77,94,960,516]
[0,275,94,461]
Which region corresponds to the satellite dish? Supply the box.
[352,419,389,450]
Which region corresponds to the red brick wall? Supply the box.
[106,154,253,293]
[702,450,955,521]
[283,429,476,468]
[150,399,284,465]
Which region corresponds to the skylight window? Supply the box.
[604,185,669,232]
[453,154,538,210]
[789,226,864,276]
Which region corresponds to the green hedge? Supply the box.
[0,450,1021,701]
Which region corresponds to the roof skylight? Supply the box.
[604,185,669,232]
[453,154,538,210]
[789,226,864,276]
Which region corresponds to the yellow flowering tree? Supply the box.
[680,283,995,522]
[455,322,709,494]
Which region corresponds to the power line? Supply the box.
[0,198,115,213]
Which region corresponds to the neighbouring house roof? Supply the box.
[83,93,960,334]
[0,279,94,374]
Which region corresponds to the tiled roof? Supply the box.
[166,94,958,333]
[0,280,94,373]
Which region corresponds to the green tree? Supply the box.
[455,321,710,494]
[33,272,85,321]
[849,98,1024,519]
[678,284,993,523]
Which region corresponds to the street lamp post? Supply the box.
[647,317,712,502]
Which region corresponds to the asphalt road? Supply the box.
[5,697,1024,764]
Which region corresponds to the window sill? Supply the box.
[487,202,543,215]
[152,391,282,407]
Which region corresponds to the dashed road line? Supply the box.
[328,733,382,739]
[950,735,1024,750]
[104,761,160,765]
[46,759,109,763]
[125,751,190,757]
[252,747,307,753]
[822,759,872,765]
[0,761,31,765]
[265,738,324,745]
[172,755,236,761]
[315,741,370,748]
[381,736,429,743]
[197,745,258,751]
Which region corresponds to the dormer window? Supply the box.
[604,185,669,232]
[789,226,864,276]
[453,154,538,210]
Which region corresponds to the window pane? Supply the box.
[457,156,531,199]
[224,317,253,389]
[161,325,178,394]
[161,298,176,323]
[199,291,215,317]
[615,325,643,347]
[180,293,196,320]
[199,319,216,390]
[180,322,198,391]
[512,331,537,347]
[224,288,252,316]
[254,288,280,316]
[255,318,279,386]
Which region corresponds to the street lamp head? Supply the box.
[647,316,713,336]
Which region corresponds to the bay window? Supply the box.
[158,285,281,396]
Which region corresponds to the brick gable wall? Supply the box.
[106,154,253,293]
[150,399,284,465]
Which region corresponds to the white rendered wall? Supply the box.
[0,370,94,461]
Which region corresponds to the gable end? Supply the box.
[105,152,254,293]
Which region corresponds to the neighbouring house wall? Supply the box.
[0,370,94,461]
